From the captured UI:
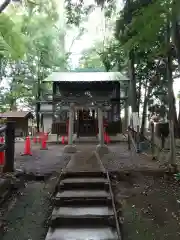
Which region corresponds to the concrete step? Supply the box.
[61,177,108,184]
[55,190,111,206]
[56,190,110,199]
[52,206,113,218]
[50,206,115,226]
[45,227,118,240]
[61,172,106,178]
[54,198,112,207]
[59,177,109,190]
[51,206,115,227]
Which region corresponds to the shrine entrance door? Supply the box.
[77,109,97,137]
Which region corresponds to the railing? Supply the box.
[127,124,160,160]
[0,121,15,172]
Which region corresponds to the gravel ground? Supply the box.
[14,142,160,173]
[102,143,164,171]
[14,143,71,175]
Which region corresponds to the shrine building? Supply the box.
[38,70,129,153]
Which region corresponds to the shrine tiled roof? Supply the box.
[43,71,129,82]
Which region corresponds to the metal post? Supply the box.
[3,121,15,173]
[116,82,120,121]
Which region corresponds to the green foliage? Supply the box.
[0,13,26,59]
[0,0,67,111]
[65,0,95,26]
[116,0,180,54]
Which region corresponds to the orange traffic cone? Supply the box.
[0,137,4,165]
[22,136,32,155]
[41,135,48,150]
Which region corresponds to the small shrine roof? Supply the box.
[0,111,33,119]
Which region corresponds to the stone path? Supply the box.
[66,150,105,172]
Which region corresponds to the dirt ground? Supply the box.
[112,172,180,240]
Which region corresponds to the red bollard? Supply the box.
[40,135,48,150]
[21,136,32,156]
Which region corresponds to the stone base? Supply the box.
[96,144,109,155]
[63,144,77,153]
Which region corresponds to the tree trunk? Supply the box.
[172,0,180,68]
[166,17,176,166]
[137,78,142,115]
[36,75,41,133]
[172,92,179,137]
[178,99,180,136]
[129,50,138,112]
[140,80,150,135]
[141,96,149,135]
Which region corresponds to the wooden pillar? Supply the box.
[77,109,80,138]
[68,104,74,145]
[3,121,15,173]
[52,82,57,123]
[98,107,104,145]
